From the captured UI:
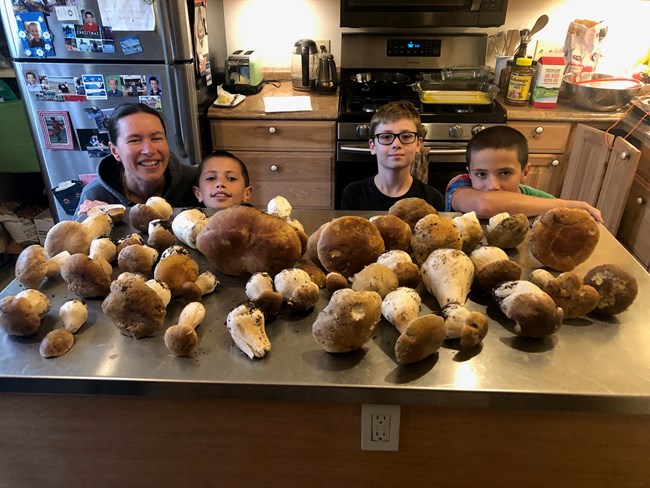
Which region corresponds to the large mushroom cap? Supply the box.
[410,213,462,265]
[486,213,529,249]
[44,220,93,257]
[39,329,74,358]
[530,208,600,271]
[369,214,412,252]
[350,263,399,299]
[395,314,445,365]
[15,245,69,289]
[153,250,199,296]
[60,253,112,298]
[583,264,638,315]
[388,197,437,231]
[0,295,42,336]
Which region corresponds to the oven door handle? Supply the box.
[339,145,468,156]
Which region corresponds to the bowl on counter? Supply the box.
[563,72,643,112]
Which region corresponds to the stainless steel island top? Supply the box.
[1,210,649,414]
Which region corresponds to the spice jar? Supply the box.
[505,57,534,106]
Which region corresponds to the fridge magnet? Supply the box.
[121,75,146,97]
[146,75,162,96]
[82,74,106,99]
[24,70,42,92]
[194,1,209,77]
[39,111,74,150]
[119,36,143,56]
[64,37,77,51]
[76,9,100,37]
[15,12,55,57]
[106,76,123,97]
[76,129,109,158]
[101,26,113,40]
[139,95,162,112]
[12,1,53,15]
[55,5,80,22]
[52,180,84,216]
[48,75,85,102]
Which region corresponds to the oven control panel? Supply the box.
[386,39,441,57]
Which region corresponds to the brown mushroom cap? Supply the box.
[369,214,412,252]
[39,329,74,358]
[388,197,438,231]
[475,260,522,293]
[306,222,327,268]
[317,216,385,278]
[350,263,399,299]
[164,325,198,357]
[147,219,177,251]
[530,208,600,271]
[531,271,600,319]
[129,203,165,232]
[0,295,42,336]
[325,272,348,294]
[44,220,92,257]
[295,258,327,288]
[116,233,145,254]
[486,213,530,249]
[583,264,638,315]
[459,310,489,348]
[410,213,462,265]
[15,245,50,289]
[154,252,200,296]
[60,253,112,298]
[394,314,445,364]
[118,244,159,276]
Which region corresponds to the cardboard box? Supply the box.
[33,208,54,246]
[531,56,564,108]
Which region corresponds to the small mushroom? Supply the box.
[583,264,638,316]
[39,329,74,358]
[44,213,113,257]
[441,303,488,347]
[226,302,270,359]
[453,211,484,254]
[267,195,293,220]
[529,269,599,319]
[294,258,327,288]
[89,236,117,265]
[369,214,412,252]
[117,244,159,276]
[245,272,284,318]
[325,272,348,294]
[410,213,462,265]
[376,250,420,288]
[180,271,219,302]
[350,262,399,299]
[59,298,88,333]
[147,219,177,251]
[312,288,382,353]
[116,233,144,254]
[15,245,70,289]
[164,301,206,357]
[0,289,51,336]
[470,246,522,293]
[86,203,127,222]
[153,245,200,296]
[60,253,112,298]
[486,212,529,249]
[171,208,209,249]
[274,268,320,312]
[129,196,173,232]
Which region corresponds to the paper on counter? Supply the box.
[264,96,312,113]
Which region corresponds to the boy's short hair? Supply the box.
[466,125,529,169]
[369,101,423,138]
[196,150,250,187]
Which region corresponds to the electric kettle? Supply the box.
[291,39,318,91]
[316,53,338,94]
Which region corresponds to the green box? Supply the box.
[0,100,40,172]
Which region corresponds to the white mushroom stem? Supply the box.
[274,268,320,311]
[195,271,219,295]
[267,196,292,220]
[442,303,489,347]
[171,209,208,249]
[487,212,510,233]
[82,212,114,239]
[381,287,421,333]
[421,248,475,308]
[59,299,88,333]
[89,236,117,264]
[453,211,484,253]
[528,269,555,289]
[226,302,270,359]
[246,272,284,317]
[145,196,173,220]
[164,302,206,357]
[16,289,51,318]
[469,246,509,272]
[145,278,172,307]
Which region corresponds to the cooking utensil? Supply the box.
[527,14,549,43]
[412,81,499,105]
[563,72,644,112]
[350,72,410,91]
[291,39,318,91]
[505,29,520,56]
[316,53,338,94]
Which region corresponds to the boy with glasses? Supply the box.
[341,101,444,210]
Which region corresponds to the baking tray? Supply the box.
[412,81,499,105]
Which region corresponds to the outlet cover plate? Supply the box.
[315,39,331,54]
[361,404,400,451]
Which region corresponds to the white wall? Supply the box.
[223,0,650,73]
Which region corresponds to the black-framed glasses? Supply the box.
[374,131,418,145]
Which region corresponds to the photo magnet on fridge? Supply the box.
[76,129,109,158]
[15,12,55,57]
[38,111,74,150]
[119,36,143,56]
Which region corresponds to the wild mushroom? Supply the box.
[129,196,173,232]
[60,253,112,298]
[469,246,522,294]
[0,289,51,336]
[44,213,113,257]
[102,272,167,338]
[39,329,74,358]
[312,288,382,353]
[325,272,348,294]
[530,207,600,271]
[164,301,206,357]
[266,195,308,252]
[153,245,200,296]
[492,280,563,338]
[86,203,127,222]
[226,302,270,359]
[245,272,284,318]
[388,197,438,231]
[274,268,320,312]
[88,236,117,277]
[583,264,638,315]
[116,233,144,254]
[376,250,420,288]
[421,248,474,309]
[529,269,599,319]
[145,278,172,307]
[453,211,484,254]
[117,244,159,276]
[369,214,412,252]
[410,213,462,265]
[441,303,488,347]
[485,212,530,249]
[350,262,399,299]
[147,219,177,251]
[171,208,208,249]
[180,271,219,302]
[59,298,87,333]
[294,258,327,288]
[306,222,328,268]
[15,244,70,289]
[381,287,446,364]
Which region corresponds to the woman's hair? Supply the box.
[369,101,423,138]
[195,150,250,187]
[466,125,529,169]
[107,102,166,143]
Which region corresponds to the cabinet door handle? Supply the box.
[637,197,647,205]
[270,164,279,172]
[534,126,544,137]
[551,159,560,167]
[620,151,629,160]
[268,127,277,134]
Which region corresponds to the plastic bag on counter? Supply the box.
[0,201,41,246]
[563,19,608,76]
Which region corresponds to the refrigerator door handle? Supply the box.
[167,71,188,159]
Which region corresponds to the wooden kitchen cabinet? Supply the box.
[210,119,335,209]
[507,121,572,196]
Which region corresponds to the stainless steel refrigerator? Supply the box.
[0,0,226,221]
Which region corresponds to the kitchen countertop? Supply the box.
[1,210,649,414]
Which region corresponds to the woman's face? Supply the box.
[109,112,170,186]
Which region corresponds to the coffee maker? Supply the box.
[291,39,318,91]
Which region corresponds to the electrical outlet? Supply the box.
[361,404,400,451]
[315,39,331,54]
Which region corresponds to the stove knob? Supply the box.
[356,124,370,139]
[471,125,486,136]
[449,124,464,139]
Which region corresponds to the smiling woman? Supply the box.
[74,103,199,218]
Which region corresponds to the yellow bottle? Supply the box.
[505,57,534,106]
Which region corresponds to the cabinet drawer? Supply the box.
[507,122,571,153]
[211,120,335,152]
[525,153,566,196]
[235,151,333,208]
[617,175,650,268]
